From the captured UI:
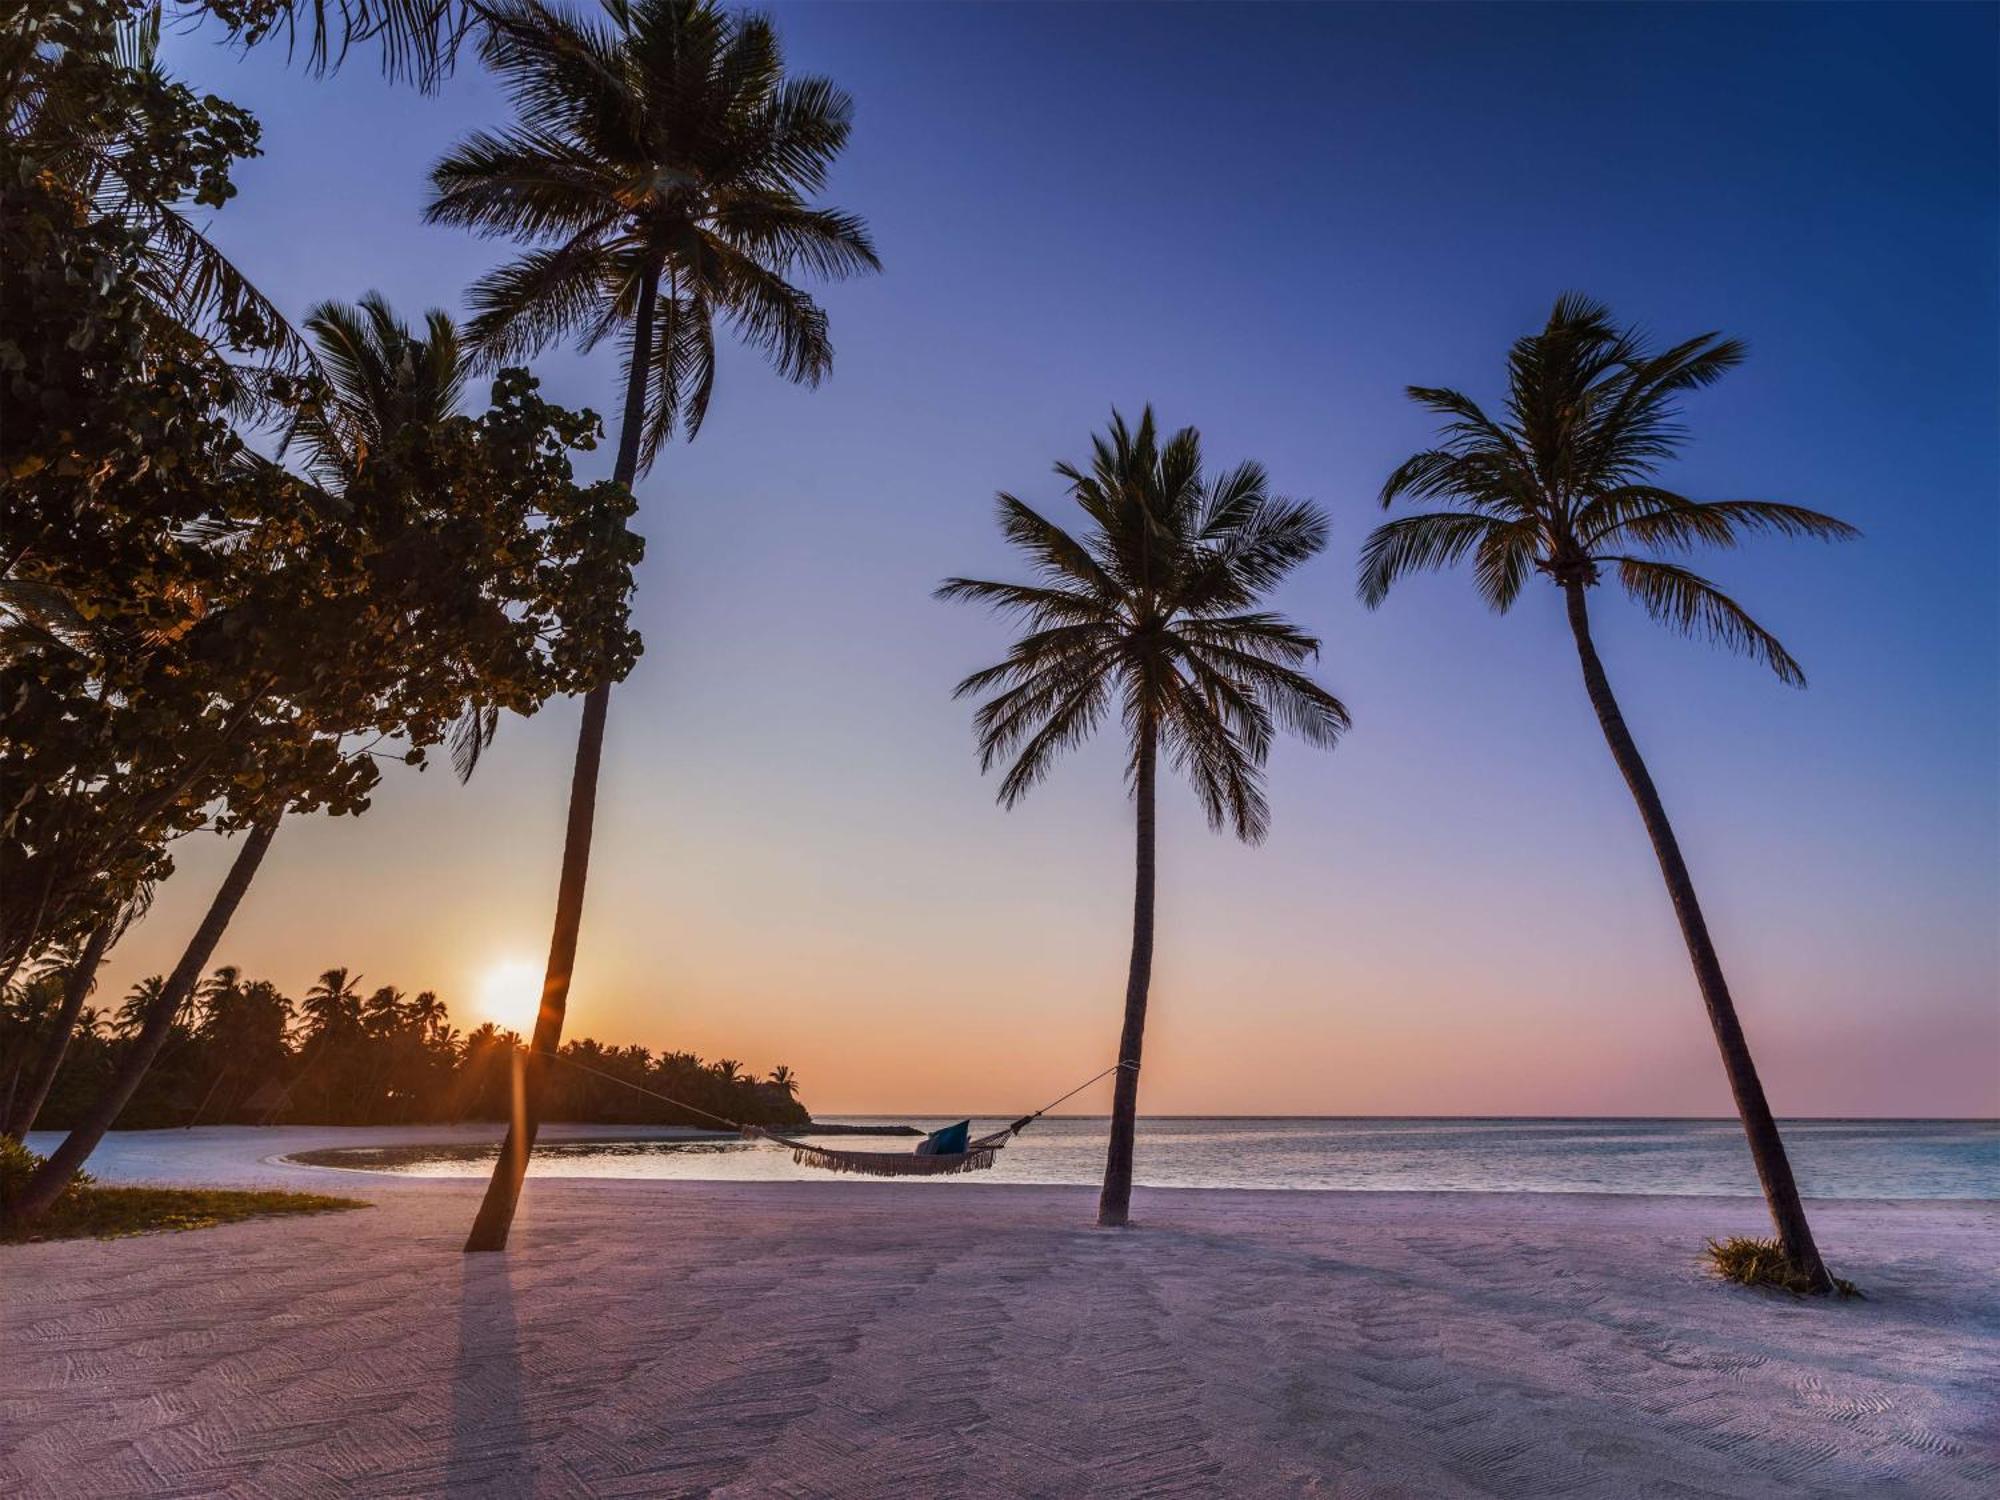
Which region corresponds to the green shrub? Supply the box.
[0,1136,91,1215]
[1703,1236,1862,1298]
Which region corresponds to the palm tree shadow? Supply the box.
[447,1256,531,1497]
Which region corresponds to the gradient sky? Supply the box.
[115,2,1998,1117]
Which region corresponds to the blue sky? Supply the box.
[121,1,1998,1115]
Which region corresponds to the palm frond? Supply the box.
[1609,557,1806,685]
[1175,611,1321,664]
[707,237,832,386]
[1159,670,1269,841]
[424,125,625,241]
[1177,640,1351,749]
[710,197,880,281]
[1585,492,1861,553]
[0,577,90,660]
[1357,511,1506,608]
[461,234,620,366]
[449,704,500,782]
[1195,494,1328,607]
[964,645,1115,773]
[635,287,718,462]
[933,578,1112,627]
[239,1,468,91]
[993,496,1119,597]
[991,673,1112,807]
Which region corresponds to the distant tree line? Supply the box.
[1,963,808,1135]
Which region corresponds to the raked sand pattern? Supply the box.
[3,1171,1996,1498]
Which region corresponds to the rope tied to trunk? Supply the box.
[537,1051,1135,1177]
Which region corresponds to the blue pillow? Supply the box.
[917,1119,971,1156]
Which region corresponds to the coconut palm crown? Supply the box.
[425,0,880,470]
[281,292,468,487]
[941,408,1350,843]
[1359,293,1856,678]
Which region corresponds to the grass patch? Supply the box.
[1703,1236,1862,1298]
[2,1185,366,1244]
[1,1136,363,1243]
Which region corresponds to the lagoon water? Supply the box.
[292,1116,1997,1198]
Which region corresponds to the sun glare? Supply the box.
[478,958,544,1036]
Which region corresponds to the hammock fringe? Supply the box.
[790,1142,998,1177]
[742,1127,1004,1177]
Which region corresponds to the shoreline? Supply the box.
[22,1122,1993,1205]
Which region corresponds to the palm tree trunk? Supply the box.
[464,261,661,1253]
[1098,718,1158,1228]
[1561,580,1833,1292]
[3,917,114,1140]
[5,819,279,1227]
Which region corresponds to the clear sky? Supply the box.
[117,1,1997,1117]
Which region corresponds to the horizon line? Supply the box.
[813,1112,2000,1124]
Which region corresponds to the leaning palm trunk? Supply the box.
[3,917,113,1140]
[1098,719,1158,1228]
[464,266,660,1253]
[6,819,279,1226]
[1562,582,1832,1292]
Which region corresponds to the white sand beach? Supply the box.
[2,1129,1995,1499]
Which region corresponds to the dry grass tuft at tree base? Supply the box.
[1704,1235,1863,1298]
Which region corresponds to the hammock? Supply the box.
[546,1052,1130,1179]
[741,1118,1030,1178]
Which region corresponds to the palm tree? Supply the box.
[426,0,879,1252]
[767,1063,796,1095]
[198,964,243,1011]
[2,914,118,1139]
[197,972,291,1072]
[112,976,167,1040]
[363,985,410,1036]
[282,293,468,487]
[285,290,516,779]
[407,988,449,1039]
[1360,294,1858,1292]
[941,409,1349,1227]
[301,967,364,1043]
[10,817,279,1222]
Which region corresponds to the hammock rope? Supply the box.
[538,1049,1133,1178]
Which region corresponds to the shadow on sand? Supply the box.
[447,1254,531,1497]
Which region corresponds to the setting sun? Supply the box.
[478,958,544,1036]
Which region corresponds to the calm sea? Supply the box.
[298,1116,1998,1199]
